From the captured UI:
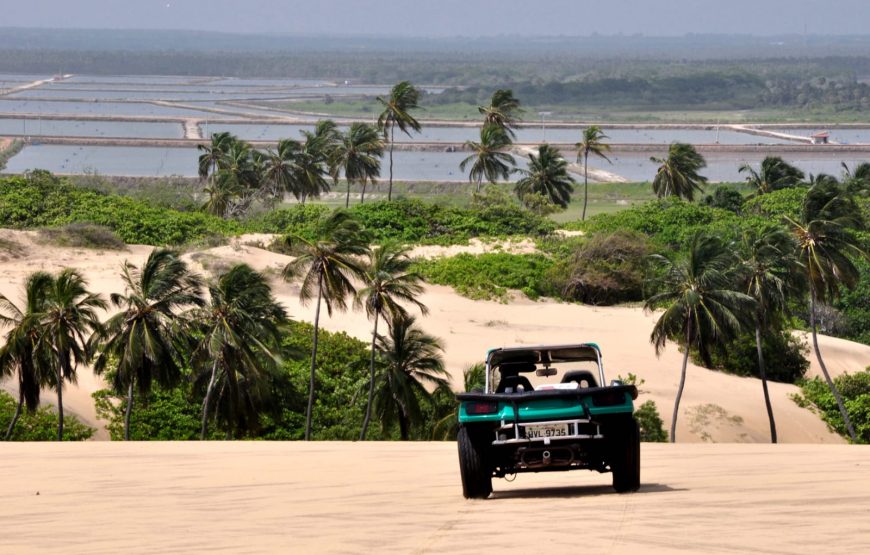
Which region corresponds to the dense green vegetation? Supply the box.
[0,171,240,245]
[0,391,93,441]
[93,321,449,441]
[414,253,553,302]
[795,370,870,444]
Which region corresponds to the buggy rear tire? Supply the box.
[457,427,493,499]
[611,418,641,493]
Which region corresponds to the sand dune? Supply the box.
[2,229,869,443]
[1,442,868,554]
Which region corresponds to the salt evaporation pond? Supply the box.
[0,118,184,138]
[6,144,865,182]
[0,99,240,118]
[2,146,528,180]
[8,89,303,102]
[207,123,798,145]
[3,145,196,177]
[64,75,203,85]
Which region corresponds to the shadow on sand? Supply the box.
[489,482,683,500]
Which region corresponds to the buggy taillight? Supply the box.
[467,402,499,415]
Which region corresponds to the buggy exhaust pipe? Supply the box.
[542,450,551,466]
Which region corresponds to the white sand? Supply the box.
[0,442,868,554]
[2,228,869,443]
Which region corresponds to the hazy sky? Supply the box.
[5,0,868,36]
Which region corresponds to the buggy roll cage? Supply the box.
[483,343,606,394]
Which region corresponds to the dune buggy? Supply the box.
[456,343,640,499]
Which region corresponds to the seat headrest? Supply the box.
[498,361,537,374]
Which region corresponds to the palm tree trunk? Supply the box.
[398,409,410,441]
[810,289,858,442]
[582,151,589,221]
[671,314,692,443]
[476,175,482,194]
[360,178,367,204]
[345,179,351,209]
[4,388,24,440]
[359,312,379,441]
[225,361,240,440]
[388,127,395,201]
[56,352,66,441]
[755,322,777,443]
[305,273,324,441]
[200,358,219,440]
[124,380,134,441]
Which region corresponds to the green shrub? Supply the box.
[414,252,554,302]
[742,187,807,221]
[795,370,870,443]
[349,198,555,245]
[0,391,94,441]
[580,198,752,248]
[703,186,744,213]
[635,400,668,443]
[249,204,332,237]
[693,329,809,383]
[93,386,208,441]
[39,223,127,250]
[834,258,870,345]
[548,230,651,305]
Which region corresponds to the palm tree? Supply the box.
[372,314,448,440]
[514,144,576,208]
[193,264,286,439]
[200,136,265,218]
[737,227,802,443]
[650,143,708,201]
[0,272,53,440]
[786,182,866,442]
[459,125,516,193]
[334,123,383,207]
[197,131,234,182]
[295,132,333,203]
[355,244,428,440]
[479,89,523,139]
[262,139,302,204]
[645,232,755,442]
[576,126,612,220]
[739,156,805,196]
[306,120,343,194]
[377,81,422,201]
[38,269,106,441]
[282,211,369,440]
[92,250,204,440]
[841,162,870,195]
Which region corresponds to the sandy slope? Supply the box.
[2,229,869,443]
[1,442,868,554]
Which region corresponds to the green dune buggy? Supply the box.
[456,343,640,499]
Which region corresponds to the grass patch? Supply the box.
[39,223,127,250]
[0,235,25,259]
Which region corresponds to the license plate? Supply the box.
[525,423,569,439]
